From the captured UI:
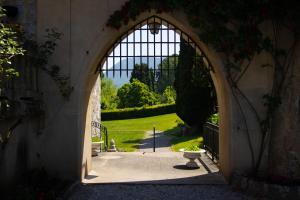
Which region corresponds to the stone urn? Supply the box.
[92,141,103,156]
[108,139,117,152]
[180,149,206,168]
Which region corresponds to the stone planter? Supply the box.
[92,141,103,156]
[180,149,205,168]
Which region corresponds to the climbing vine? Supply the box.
[27,28,74,100]
[0,6,73,147]
[0,7,24,92]
[106,0,300,175]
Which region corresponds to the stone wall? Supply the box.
[269,42,300,180]
[1,0,299,185]
[34,0,273,181]
[91,76,101,123]
[0,0,38,187]
[3,0,36,36]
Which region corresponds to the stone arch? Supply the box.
[80,11,254,181]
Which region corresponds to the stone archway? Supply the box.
[82,12,233,181]
[34,1,272,182]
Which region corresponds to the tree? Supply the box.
[0,8,24,119]
[0,8,24,91]
[101,77,119,110]
[130,63,155,91]
[117,79,160,108]
[161,86,176,104]
[174,39,216,131]
[156,56,177,94]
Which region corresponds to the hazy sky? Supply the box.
[103,25,181,69]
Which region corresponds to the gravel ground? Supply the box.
[68,184,263,200]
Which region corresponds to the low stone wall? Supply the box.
[231,174,300,200]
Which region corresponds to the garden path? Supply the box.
[138,130,172,152]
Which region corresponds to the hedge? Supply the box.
[101,104,176,121]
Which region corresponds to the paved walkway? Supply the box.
[83,152,224,184]
[83,130,224,184]
[69,131,260,200]
[68,184,259,200]
[138,130,171,152]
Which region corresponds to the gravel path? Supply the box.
[68,184,260,200]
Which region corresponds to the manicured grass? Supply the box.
[168,131,204,152]
[103,130,144,152]
[97,112,204,152]
[101,113,181,152]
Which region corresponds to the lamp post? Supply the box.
[148,22,161,35]
[153,126,156,152]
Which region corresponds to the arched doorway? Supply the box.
[82,13,234,181]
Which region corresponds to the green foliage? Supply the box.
[0,8,24,89]
[156,56,177,93]
[117,79,160,108]
[184,145,201,151]
[130,58,176,94]
[161,86,176,104]
[0,8,24,123]
[102,103,175,120]
[174,40,216,128]
[101,77,119,110]
[208,113,219,125]
[130,63,155,91]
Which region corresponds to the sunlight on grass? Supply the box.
[168,132,204,152]
[102,113,181,151]
[101,113,204,152]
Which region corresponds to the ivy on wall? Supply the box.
[0,7,73,147]
[27,28,74,100]
[0,8,24,91]
[106,0,300,175]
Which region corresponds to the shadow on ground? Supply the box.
[85,171,225,185]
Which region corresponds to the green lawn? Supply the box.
[167,131,203,152]
[101,113,181,152]
[98,113,203,152]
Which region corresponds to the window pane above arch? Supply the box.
[169,32,175,42]
[107,57,113,69]
[135,43,141,56]
[128,44,134,56]
[161,29,168,42]
[148,43,154,56]
[99,16,213,78]
[148,32,154,42]
[155,44,161,56]
[127,32,134,42]
[141,29,148,42]
[141,43,147,56]
[121,43,127,56]
[154,33,161,43]
[162,44,168,56]
[113,44,121,56]
[134,30,141,42]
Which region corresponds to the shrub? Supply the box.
[101,104,176,120]
[208,113,219,125]
[161,86,176,104]
[117,79,160,108]
[101,77,119,110]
